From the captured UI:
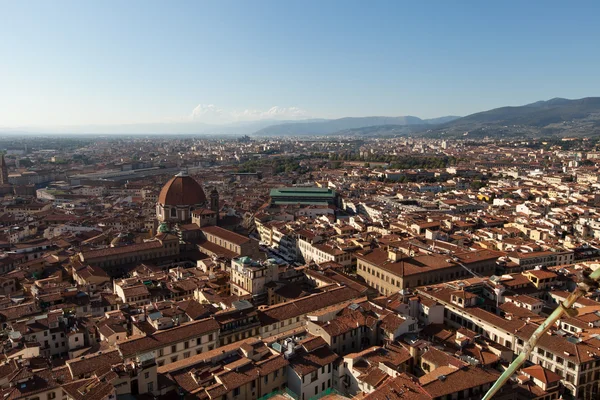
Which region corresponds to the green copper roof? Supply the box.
[269,187,336,198]
[158,222,169,233]
[272,201,330,206]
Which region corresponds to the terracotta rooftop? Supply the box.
[201,225,251,246]
[158,173,207,206]
[117,317,219,357]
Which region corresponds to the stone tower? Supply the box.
[210,188,219,217]
[0,154,8,185]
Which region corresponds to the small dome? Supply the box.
[158,171,207,206]
[157,222,170,234]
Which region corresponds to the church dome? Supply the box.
[158,171,206,206]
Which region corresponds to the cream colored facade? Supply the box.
[298,238,352,267]
[118,318,220,368]
[418,286,600,399]
[230,257,278,299]
[357,257,480,295]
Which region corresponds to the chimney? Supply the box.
[388,247,402,262]
[409,345,420,361]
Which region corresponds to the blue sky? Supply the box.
[1,0,600,128]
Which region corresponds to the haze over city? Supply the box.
[2,1,600,132]
[3,2,600,400]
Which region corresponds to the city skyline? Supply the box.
[2,1,600,129]
[3,2,600,399]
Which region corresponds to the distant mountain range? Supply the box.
[440,97,600,128]
[0,115,460,136]
[252,116,460,136]
[305,97,600,138]
[251,97,600,137]
[340,97,600,138]
[3,97,600,138]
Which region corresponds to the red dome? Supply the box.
[158,172,206,206]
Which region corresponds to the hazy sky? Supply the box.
[1,0,600,128]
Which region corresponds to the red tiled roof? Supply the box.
[81,240,162,260]
[201,225,251,246]
[158,174,207,206]
[117,317,219,357]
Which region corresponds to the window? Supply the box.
[233,388,240,397]
[145,372,150,379]
[311,370,318,383]
[49,393,56,400]
[171,345,177,353]
[264,375,268,384]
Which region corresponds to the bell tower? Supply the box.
[0,154,8,185]
[210,188,219,218]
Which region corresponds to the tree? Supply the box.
[470,180,486,190]
[18,158,33,167]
